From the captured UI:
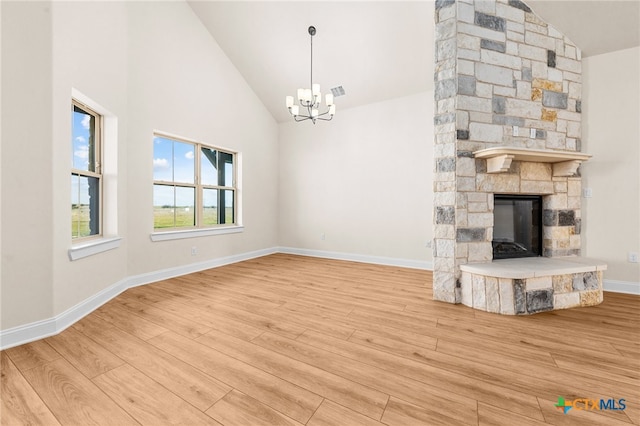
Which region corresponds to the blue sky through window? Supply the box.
[201,148,218,186]
[153,136,196,207]
[72,109,92,171]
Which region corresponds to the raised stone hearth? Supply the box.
[460,257,606,314]
[432,0,607,313]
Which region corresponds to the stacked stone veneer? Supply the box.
[461,270,603,314]
[432,0,601,311]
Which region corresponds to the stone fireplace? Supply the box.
[432,0,606,314]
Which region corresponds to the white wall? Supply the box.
[278,92,433,266]
[1,1,54,329]
[51,1,129,318]
[1,1,279,334]
[582,46,640,286]
[125,2,279,275]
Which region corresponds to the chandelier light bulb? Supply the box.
[325,93,334,106]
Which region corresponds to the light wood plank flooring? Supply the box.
[2,253,639,425]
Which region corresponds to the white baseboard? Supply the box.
[0,279,131,351]
[0,247,277,350]
[56,278,130,334]
[126,247,278,288]
[603,279,640,295]
[0,318,58,351]
[277,246,433,270]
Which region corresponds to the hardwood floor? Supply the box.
[2,253,639,425]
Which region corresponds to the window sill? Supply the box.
[68,236,122,261]
[150,226,244,242]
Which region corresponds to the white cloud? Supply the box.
[153,158,169,169]
[185,151,194,160]
[74,145,89,159]
[81,114,91,130]
[75,136,86,143]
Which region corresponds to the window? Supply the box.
[71,100,102,239]
[153,133,237,231]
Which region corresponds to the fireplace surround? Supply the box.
[432,0,606,314]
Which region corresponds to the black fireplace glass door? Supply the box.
[493,195,542,259]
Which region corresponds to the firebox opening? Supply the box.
[493,194,542,260]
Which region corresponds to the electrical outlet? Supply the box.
[321,233,326,241]
[629,252,639,263]
[426,240,432,248]
[530,128,536,138]
[583,188,593,198]
[513,126,519,136]
[191,246,197,256]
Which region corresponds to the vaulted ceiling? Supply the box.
[188,1,639,123]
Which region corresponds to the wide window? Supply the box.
[71,100,102,239]
[153,134,237,230]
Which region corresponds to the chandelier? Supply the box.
[285,26,336,124]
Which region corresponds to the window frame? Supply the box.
[71,99,103,241]
[152,132,239,233]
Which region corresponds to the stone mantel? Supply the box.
[473,147,592,176]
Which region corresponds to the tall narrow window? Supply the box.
[71,101,102,239]
[153,133,237,230]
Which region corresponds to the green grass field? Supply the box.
[153,206,195,229]
[73,206,234,237]
[71,205,93,238]
[153,207,234,229]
